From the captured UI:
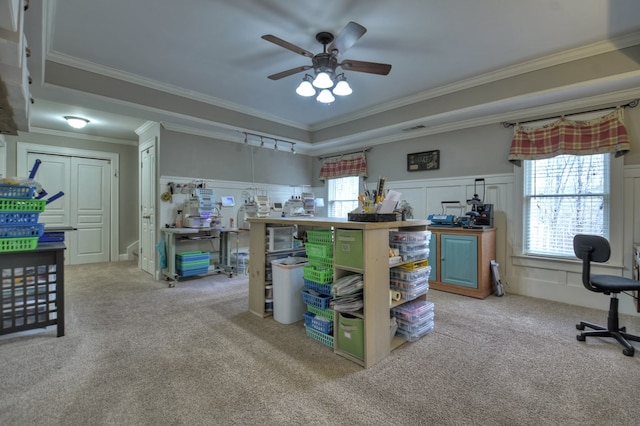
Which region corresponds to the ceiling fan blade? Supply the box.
[261,35,314,58]
[340,60,392,75]
[267,65,312,80]
[328,21,366,54]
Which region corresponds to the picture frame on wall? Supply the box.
[407,150,440,171]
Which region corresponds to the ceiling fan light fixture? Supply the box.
[333,79,352,96]
[64,116,89,129]
[317,89,335,104]
[312,71,334,89]
[296,78,316,97]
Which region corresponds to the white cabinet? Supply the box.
[0,0,30,135]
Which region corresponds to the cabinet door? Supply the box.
[428,233,437,281]
[440,235,478,288]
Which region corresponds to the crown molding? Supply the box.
[28,126,138,146]
[311,32,640,131]
[43,52,310,132]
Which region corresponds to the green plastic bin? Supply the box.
[337,312,364,360]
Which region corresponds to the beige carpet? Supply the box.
[1,261,639,425]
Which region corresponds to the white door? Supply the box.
[70,157,111,264]
[27,152,111,264]
[140,143,156,275]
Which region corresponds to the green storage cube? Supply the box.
[337,313,364,360]
[335,229,363,269]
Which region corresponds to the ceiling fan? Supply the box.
[261,21,392,103]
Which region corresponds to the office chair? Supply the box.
[573,234,640,356]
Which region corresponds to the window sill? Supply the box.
[511,254,624,273]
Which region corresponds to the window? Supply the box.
[327,176,359,218]
[524,154,610,257]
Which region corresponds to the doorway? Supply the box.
[17,143,119,264]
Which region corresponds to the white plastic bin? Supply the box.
[271,257,308,324]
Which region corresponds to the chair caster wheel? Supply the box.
[576,334,586,342]
[576,324,585,331]
[623,348,634,356]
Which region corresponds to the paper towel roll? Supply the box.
[390,290,402,303]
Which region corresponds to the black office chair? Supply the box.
[573,234,640,356]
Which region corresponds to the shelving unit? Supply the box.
[161,227,242,286]
[247,217,429,368]
[0,243,65,337]
[427,227,496,299]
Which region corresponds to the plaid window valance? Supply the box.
[508,108,631,166]
[319,152,368,181]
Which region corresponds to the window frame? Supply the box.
[513,153,624,267]
[327,176,360,218]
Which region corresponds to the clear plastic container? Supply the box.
[390,281,429,301]
[389,230,431,243]
[396,312,435,332]
[396,320,434,342]
[390,265,431,281]
[389,241,429,253]
[401,248,430,262]
[390,276,429,290]
[392,300,435,322]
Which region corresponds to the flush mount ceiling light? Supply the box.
[64,116,90,129]
[262,21,391,105]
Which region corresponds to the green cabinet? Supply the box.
[427,227,496,299]
[440,234,478,288]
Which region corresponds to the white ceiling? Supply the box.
[22,0,640,152]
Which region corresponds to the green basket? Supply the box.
[307,255,333,269]
[305,242,333,258]
[306,229,333,244]
[304,325,334,348]
[303,265,333,284]
[0,198,47,212]
[0,237,38,252]
[307,305,334,321]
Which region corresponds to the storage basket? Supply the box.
[0,211,40,226]
[303,277,333,295]
[0,223,45,238]
[307,304,334,321]
[307,255,333,269]
[0,198,47,212]
[304,325,334,348]
[306,229,333,244]
[0,237,39,252]
[301,290,332,310]
[0,184,36,199]
[303,311,334,334]
[303,265,333,284]
[305,242,333,258]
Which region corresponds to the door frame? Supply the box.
[17,142,120,262]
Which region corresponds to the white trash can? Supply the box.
[271,257,308,324]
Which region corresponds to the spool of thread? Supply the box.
[265,298,273,312]
[265,285,273,299]
[390,290,402,304]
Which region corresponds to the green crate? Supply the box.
[307,305,334,321]
[305,242,333,258]
[0,198,47,212]
[303,265,333,284]
[307,255,333,269]
[305,325,334,348]
[0,237,38,252]
[306,229,333,244]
